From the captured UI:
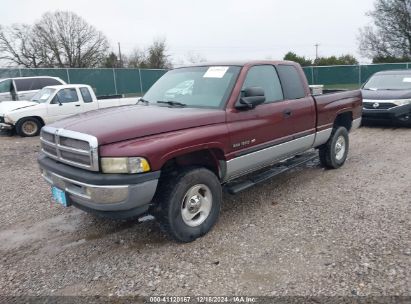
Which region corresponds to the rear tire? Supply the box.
[16,117,42,137]
[153,167,222,243]
[319,126,349,169]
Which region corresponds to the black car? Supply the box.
[362,70,411,126]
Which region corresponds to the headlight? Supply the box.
[101,157,150,174]
[4,115,12,123]
[392,99,411,106]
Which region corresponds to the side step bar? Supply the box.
[224,151,318,194]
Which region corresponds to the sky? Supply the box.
[0,0,377,65]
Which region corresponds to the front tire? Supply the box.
[154,167,222,243]
[15,117,42,137]
[319,126,349,169]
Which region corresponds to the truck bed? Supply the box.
[313,89,362,130]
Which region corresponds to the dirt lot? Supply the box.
[0,126,410,297]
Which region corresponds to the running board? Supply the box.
[224,151,318,194]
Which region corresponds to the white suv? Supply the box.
[0,76,66,102]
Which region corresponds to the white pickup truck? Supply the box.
[0,84,138,137]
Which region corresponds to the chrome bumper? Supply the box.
[40,168,158,212]
[0,122,13,130]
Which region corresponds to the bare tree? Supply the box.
[33,11,109,67]
[0,24,53,67]
[359,0,411,61]
[126,48,148,68]
[0,11,109,67]
[145,38,172,69]
[185,51,207,64]
[125,39,172,69]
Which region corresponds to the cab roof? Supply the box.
[43,84,91,89]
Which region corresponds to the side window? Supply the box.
[242,65,283,103]
[80,87,93,103]
[31,78,46,90]
[55,88,79,103]
[0,79,12,93]
[277,65,306,99]
[14,78,34,92]
[33,78,63,90]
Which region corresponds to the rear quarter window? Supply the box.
[80,87,93,103]
[277,65,306,99]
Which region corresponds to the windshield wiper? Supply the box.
[136,98,150,105]
[157,100,186,107]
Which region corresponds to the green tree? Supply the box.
[372,55,410,63]
[313,54,358,66]
[103,52,119,68]
[283,52,312,66]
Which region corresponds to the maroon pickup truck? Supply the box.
[38,61,362,242]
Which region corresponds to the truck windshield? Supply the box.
[31,88,56,103]
[363,74,411,90]
[142,66,241,108]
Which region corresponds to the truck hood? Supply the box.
[0,101,38,115]
[49,105,226,145]
[362,89,411,100]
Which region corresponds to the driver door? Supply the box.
[47,88,81,123]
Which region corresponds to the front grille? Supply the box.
[363,102,396,110]
[41,131,55,143]
[40,127,99,171]
[59,137,89,150]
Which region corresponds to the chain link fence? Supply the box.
[1,63,410,96]
[0,68,167,97]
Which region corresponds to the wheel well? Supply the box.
[17,116,45,127]
[161,149,225,179]
[334,112,352,131]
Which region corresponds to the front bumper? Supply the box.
[38,154,160,218]
[362,104,411,121]
[0,122,13,130]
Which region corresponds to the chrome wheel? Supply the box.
[22,120,38,136]
[335,135,346,161]
[181,184,212,227]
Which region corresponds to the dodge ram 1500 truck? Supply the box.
[38,61,362,242]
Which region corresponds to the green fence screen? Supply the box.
[303,63,411,90]
[0,68,167,97]
[1,63,410,96]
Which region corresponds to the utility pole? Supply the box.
[118,42,122,68]
[314,43,319,60]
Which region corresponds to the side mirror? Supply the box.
[236,87,265,109]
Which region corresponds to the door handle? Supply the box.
[283,109,292,117]
[75,105,81,107]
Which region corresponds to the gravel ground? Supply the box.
[0,126,410,297]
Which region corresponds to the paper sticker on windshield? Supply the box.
[402,77,411,83]
[203,67,229,78]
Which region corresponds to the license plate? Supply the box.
[51,187,69,207]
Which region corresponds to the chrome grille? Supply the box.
[59,137,89,150]
[40,126,99,171]
[363,102,396,110]
[41,131,55,143]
